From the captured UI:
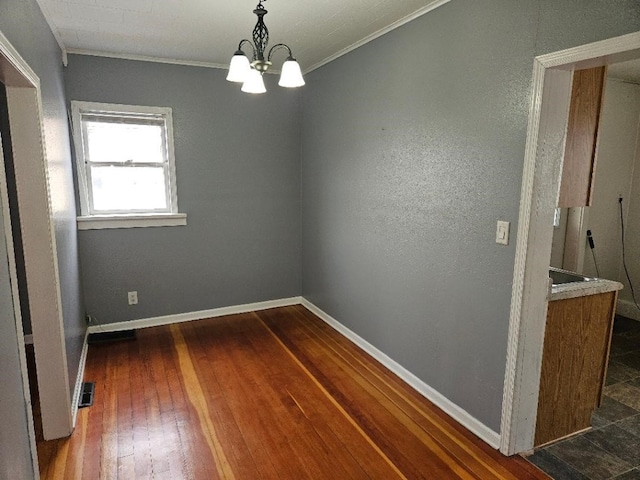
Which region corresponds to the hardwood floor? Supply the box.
[36,305,549,479]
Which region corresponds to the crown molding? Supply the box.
[304,0,451,74]
[65,48,229,70]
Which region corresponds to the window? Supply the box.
[71,101,186,229]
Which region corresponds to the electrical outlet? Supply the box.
[127,291,138,305]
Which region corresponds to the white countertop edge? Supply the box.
[548,279,624,301]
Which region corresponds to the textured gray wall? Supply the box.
[301,0,640,432]
[64,56,302,324]
[0,0,86,463]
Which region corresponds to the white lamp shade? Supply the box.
[227,53,251,83]
[278,60,305,88]
[241,69,267,94]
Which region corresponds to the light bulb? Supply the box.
[227,52,251,83]
[241,68,267,94]
[278,59,305,88]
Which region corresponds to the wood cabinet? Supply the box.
[534,290,617,447]
[558,66,607,208]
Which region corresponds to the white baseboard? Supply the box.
[617,299,640,322]
[300,298,501,449]
[87,297,304,334]
[71,329,90,427]
[24,334,33,345]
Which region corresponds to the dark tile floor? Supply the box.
[525,316,640,480]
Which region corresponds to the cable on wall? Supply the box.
[618,197,640,312]
[586,229,600,278]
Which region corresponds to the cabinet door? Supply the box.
[558,66,607,208]
[534,291,616,447]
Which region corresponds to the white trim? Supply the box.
[87,297,304,333]
[77,213,187,230]
[70,101,181,218]
[0,217,39,476]
[34,0,67,66]
[534,32,640,70]
[24,334,34,345]
[70,330,89,427]
[66,49,229,71]
[0,97,40,479]
[501,31,640,456]
[300,298,501,449]
[8,86,73,441]
[0,31,39,88]
[501,66,573,455]
[304,0,452,73]
[616,299,640,322]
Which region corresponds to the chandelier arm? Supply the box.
[237,39,257,61]
[267,43,294,62]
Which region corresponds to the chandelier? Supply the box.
[226,0,305,94]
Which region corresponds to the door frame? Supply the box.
[0,28,72,450]
[500,31,640,455]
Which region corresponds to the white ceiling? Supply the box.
[36,0,447,72]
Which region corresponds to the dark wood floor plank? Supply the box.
[160,333,215,480]
[290,305,550,480]
[181,319,271,480]
[81,343,107,480]
[115,341,135,479]
[258,308,467,479]
[283,306,522,480]
[187,317,311,479]
[239,316,376,479]
[36,305,550,480]
[101,340,120,480]
[216,314,370,480]
[145,330,190,480]
[166,325,226,479]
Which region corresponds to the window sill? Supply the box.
[77,213,187,230]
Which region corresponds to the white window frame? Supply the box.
[71,101,186,230]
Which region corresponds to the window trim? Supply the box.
[77,213,187,230]
[71,101,185,229]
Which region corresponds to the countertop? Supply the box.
[548,277,624,301]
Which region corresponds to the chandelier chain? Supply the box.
[252,2,269,61]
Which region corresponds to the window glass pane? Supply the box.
[90,166,168,212]
[85,120,165,164]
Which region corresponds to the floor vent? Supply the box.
[88,329,137,345]
[78,382,95,408]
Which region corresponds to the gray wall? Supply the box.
[300,0,640,432]
[0,0,86,473]
[64,56,302,324]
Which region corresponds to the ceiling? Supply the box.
[36,0,447,72]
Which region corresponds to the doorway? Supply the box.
[0,30,74,474]
[500,31,640,456]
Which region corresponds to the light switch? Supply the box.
[496,220,510,245]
